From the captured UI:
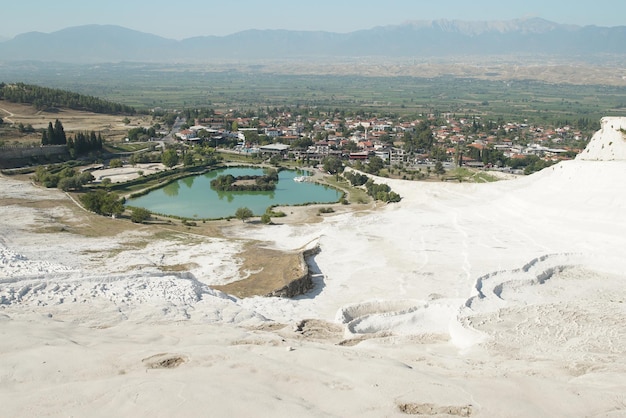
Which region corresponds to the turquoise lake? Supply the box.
[127,167,342,219]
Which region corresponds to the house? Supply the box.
[175,129,196,141]
[259,143,290,156]
[265,128,282,138]
[313,140,330,155]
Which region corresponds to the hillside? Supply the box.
[1,117,625,416]
[0,18,625,63]
[0,99,150,144]
[577,117,626,160]
[0,82,135,115]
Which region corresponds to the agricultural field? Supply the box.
[2,61,626,126]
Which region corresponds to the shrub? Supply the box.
[130,207,151,223]
[58,176,82,191]
[235,207,254,222]
[266,207,286,217]
[79,190,124,217]
[109,158,123,168]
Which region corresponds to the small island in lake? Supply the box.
[210,168,279,192]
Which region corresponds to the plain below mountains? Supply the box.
[1,18,626,64]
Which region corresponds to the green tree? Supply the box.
[434,161,446,176]
[101,177,112,189]
[161,149,179,168]
[18,123,34,133]
[0,82,136,115]
[260,213,272,224]
[78,171,95,185]
[109,158,123,168]
[130,207,151,223]
[269,155,282,166]
[79,190,124,217]
[292,137,313,149]
[54,119,66,145]
[379,133,392,144]
[235,207,253,222]
[322,156,343,175]
[366,156,384,175]
[33,166,59,188]
[243,130,259,143]
[430,146,447,162]
[183,151,194,166]
[47,122,55,145]
[58,176,82,191]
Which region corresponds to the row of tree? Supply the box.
[127,126,156,141]
[0,82,136,115]
[40,119,103,157]
[342,170,401,203]
[42,119,67,145]
[364,180,401,203]
[67,131,104,158]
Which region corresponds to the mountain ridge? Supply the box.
[1,18,625,63]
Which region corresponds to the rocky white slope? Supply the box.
[1,118,625,417]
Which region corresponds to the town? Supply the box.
[169,106,591,177]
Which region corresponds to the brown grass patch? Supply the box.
[213,244,305,298]
[0,99,152,144]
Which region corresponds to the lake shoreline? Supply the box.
[126,165,344,220]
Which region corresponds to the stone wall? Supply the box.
[0,145,69,168]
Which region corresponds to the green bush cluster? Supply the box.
[79,190,124,216]
[343,171,369,186]
[265,206,286,218]
[365,179,401,203]
[508,155,557,175]
[33,165,94,190]
[130,207,151,223]
[318,207,335,214]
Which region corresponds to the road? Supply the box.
[162,116,186,143]
[0,107,15,124]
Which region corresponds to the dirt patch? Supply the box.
[247,322,289,332]
[212,244,305,298]
[142,353,188,369]
[293,319,344,342]
[337,333,392,346]
[233,179,256,187]
[398,403,473,416]
[160,263,199,272]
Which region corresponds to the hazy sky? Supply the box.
[2,0,623,39]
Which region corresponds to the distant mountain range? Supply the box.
[1,18,625,63]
